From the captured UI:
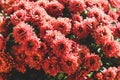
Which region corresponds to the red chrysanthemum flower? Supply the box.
[0,15,8,36]
[108,10,119,22]
[102,67,117,80]
[102,40,120,58]
[12,45,27,73]
[77,45,90,62]
[113,22,120,38]
[25,51,42,70]
[37,42,48,57]
[83,17,99,32]
[58,0,69,6]
[71,14,83,22]
[83,54,101,71]
[45,1,64,17]
[28,6,47,25]
[60,54,79,75]
[42,56,61,76]
[44,30,65,44]
[0,34,6,51]
[109,0,120,8]
[13,0,34,11]
[115,66,120,80]
[10,9,27,25]
[87,7,112,25]
[92,26,114,45]
[68,0,86,13]
[72,21,89,40]
[23,36,40,54]
[53,17,72,35]
[39,23,53,38]
[35,0,49,8]
[94,72,103,80]
[0,52,13,73]
[13,22,34,43]
[51,38,72,57]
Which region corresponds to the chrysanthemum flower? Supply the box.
[58,0,69,6]
[92,26,114,45]
[116,66,120,80]
[13,0,34,11]
[113,22,120,38]
[72,21,89,40]
[23,36,40,54]
[51,38,72,57]
[109,0,120,8]
[28,6,47,25]
[83,54,101,71]
[77,45,90,62]
[0,52,13,73]
[10,9,27,25]
[44,30,65,44]
[68,0,86,13]
[35,0,49,8]
[13,22,34,43]
[60,54,79,75]
[12,45,27,73]
[39,23,53,38]
[53,17,72,35]
[102,40,120,58]
[25,51,42,70]
[42,56,61,76]
[45,1,64,17]
[102,67,117,80]
[71,14,83,22]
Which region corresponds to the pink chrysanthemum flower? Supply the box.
[102,40,120,58]
[83,54,101,71]
[45,1,64,17]
[102,67,117,80]
[60,53,79,75]
[28,6,47,25]
[53,17,72,35]
[44,30,65,44]
[23,36,40,54]
[13,22,34,43]
[68,0,86,13]
[42,56,61,76]
[72,21,89,40]
[0,34,5,51]
[51,38,72,57]
[92,26,114,45]
[25,51,42,70]
[10,9,27,25]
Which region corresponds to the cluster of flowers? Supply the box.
[0,0,120,80]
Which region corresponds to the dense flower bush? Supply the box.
[0,0,120,80]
